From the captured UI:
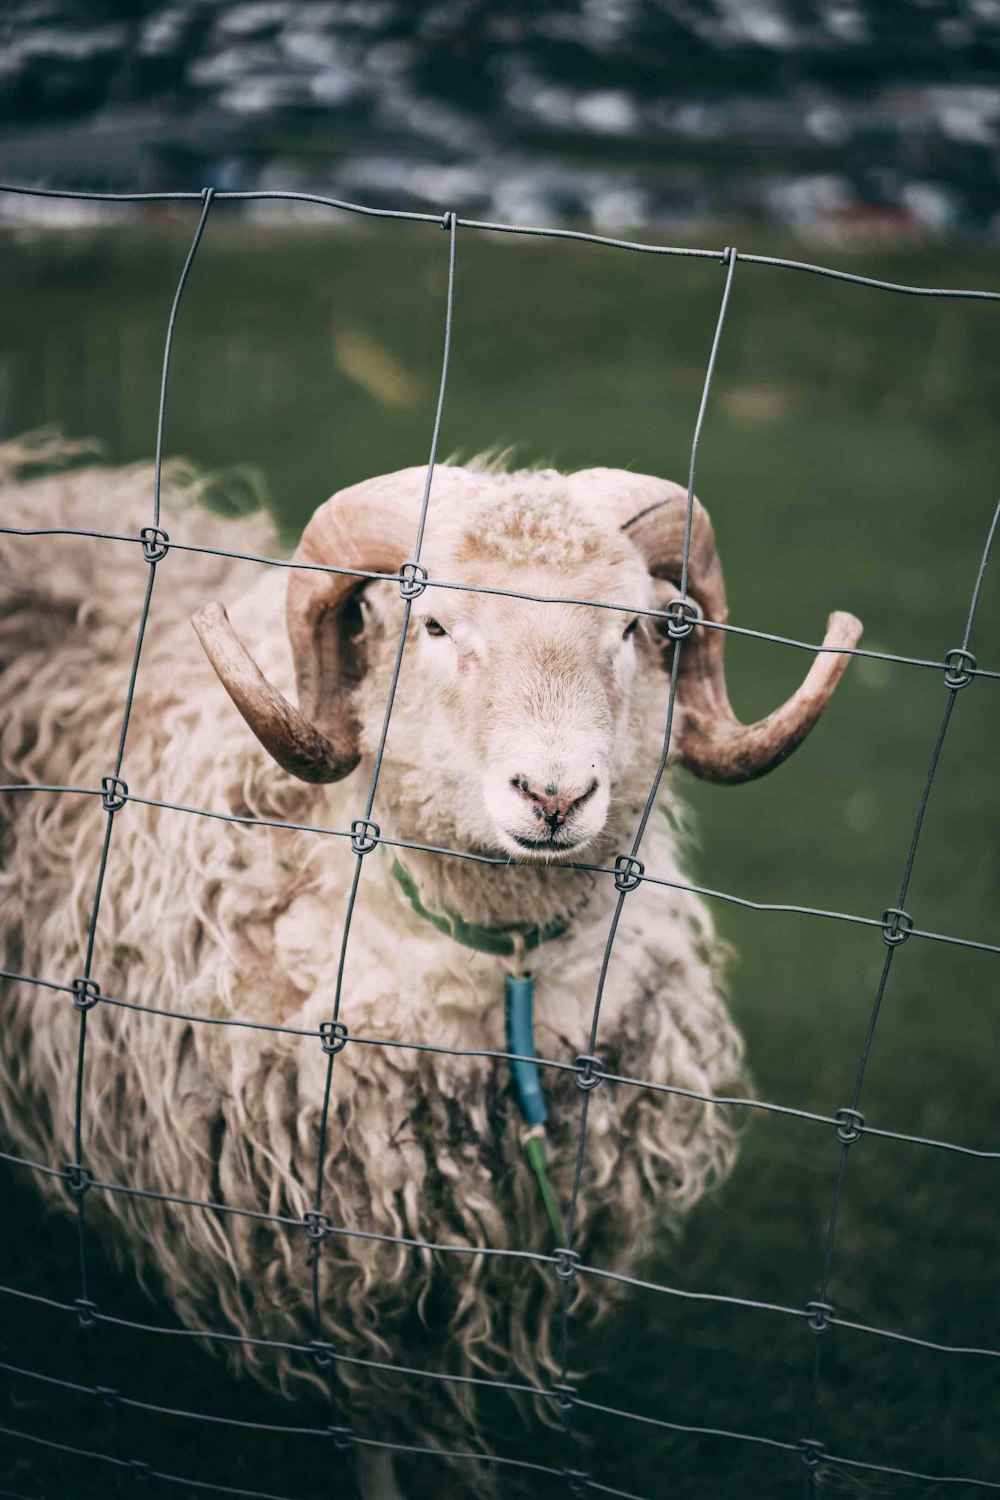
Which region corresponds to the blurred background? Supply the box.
[1,0,1000,233]
[1,5,999,1500]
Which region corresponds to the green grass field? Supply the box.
[1,218,998,1498]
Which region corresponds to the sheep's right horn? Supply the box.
[193,470,430,782]
[192,603,356,783]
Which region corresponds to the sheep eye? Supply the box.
[622,617,639,640]
[424,618,448,638]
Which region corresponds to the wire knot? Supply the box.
[798,1438,826,1470]
[130,1459,153,1481]
[834,1107,865,1144]
[943,647,977,689]
[881,907,913,947]
[552,1381,576,1414]
[311,1339,336,1370]
[575,1055,604,1091]
[806,1299,834,1334]
[663,597,699,640]
[398,561,428,599]
[71,976,101,1012]
[328,1424,355,1451]
[564,1469,590,1494]
[304,1210,332,1244]
[319,1020,348,1055]
[721,245,737,266]
[351,819,380,855]
[613,854,644,893]
[95,1385,119,1409]
[74,1297,98,1329]
[65,1162,92,1197]
[100,775,129,813]
[441,209,457,232]
[140,526,169,563]
[554,1247,581,1282]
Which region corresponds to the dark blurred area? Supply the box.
[1,0,999,237]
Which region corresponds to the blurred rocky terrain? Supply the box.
[1,0,999,235]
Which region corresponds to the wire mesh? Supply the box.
[0,179,997,1498]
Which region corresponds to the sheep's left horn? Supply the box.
[620,475,861,782]
[192,603,357,783]
[674,608,863,783]
[572,468,862,785]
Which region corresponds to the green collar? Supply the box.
[389,857,572,958]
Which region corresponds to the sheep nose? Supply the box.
[511,775,599,830]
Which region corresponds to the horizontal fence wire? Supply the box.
[2,179,1000,301]
[2,524,999,685]
[1,784,999,958]
[0,177,998,1499]
[2,959,999,1162]
[2,1148,999,1361]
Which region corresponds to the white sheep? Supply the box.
[0,438,860,1498]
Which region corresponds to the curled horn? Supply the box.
[193,471,425,783]
[588,469,861,784]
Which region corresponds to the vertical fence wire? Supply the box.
[554,246,739,1488]
[308,211,458,1437]
[804,493,1000,1493]
[61,186,215,1488]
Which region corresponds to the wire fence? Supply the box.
[0,180,997,1500]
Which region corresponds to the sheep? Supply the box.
[0,437,861,1499]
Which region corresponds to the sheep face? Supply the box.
[412,594,643,858]
[369,488,657,862]
[192,461,862,857]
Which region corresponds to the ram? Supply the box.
[0,442,860,1498]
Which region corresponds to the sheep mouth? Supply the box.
[509,832,590,858]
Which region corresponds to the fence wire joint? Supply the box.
[350,819,380,855]
[613,854,644,893]
[64,1162,92,1197]
[140,526,170,563]
[944,647,977,689]
[575,1055,604,1091]
[552,1382,576,1414]
[100,775,129,812]
[834,1107,866,1144]
[798,1438,826,1470]
[320,1019,349,1055]
[71,976,101,1012]
[74,1297,98,1329]
[881,907,914,946]
[554,1247,581,1282]
[398,561,428,599]
[304,1210,333,1244]
[663,597,699,640]
[310,1339,337,1370]
[806,1299,834,1334]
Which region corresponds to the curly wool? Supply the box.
[0,441,747,1488]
